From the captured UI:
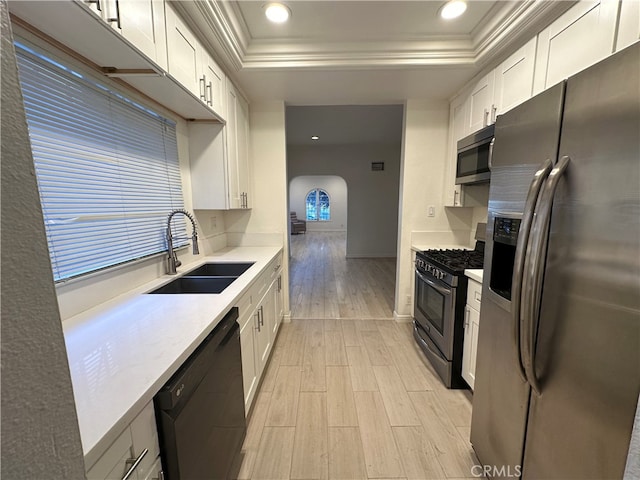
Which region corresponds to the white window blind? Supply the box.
[15,42,187,282]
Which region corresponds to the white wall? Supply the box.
[289,175,347,232]
[287,143,401,257]
[1,6,86,477]
[395,99,476,319]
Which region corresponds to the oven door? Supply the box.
[414,269,456,359]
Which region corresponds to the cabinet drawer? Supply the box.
[269,253,283,281]
[466,278,482,312]
[86,427,134,480]
[129,401,160,479]
[237,290,255,329]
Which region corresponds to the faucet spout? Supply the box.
[166,209,199,275]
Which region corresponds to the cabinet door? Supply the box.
[616,0,640,51]
[140,456,163,480]
[236,93,251,208]
[461,305,480,390]
[467,70,495,133]
[533,0,618,94]
[493,37,537,116]
[165,5,203,98]
[188,123,229,209]
[443,94,468,207]
[254,289,274,377]
[275,274,283,334]
[86,427,135,480]
[225,80,251,209]
[240,316,258,412]
[202,51,226,118]
[117,0,167,71]
[129,401,160,480]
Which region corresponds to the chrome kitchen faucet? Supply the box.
[166,209,199,275]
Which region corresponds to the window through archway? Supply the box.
[306,188,330,221]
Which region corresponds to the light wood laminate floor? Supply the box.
[289,232,396,319]
[234,233,479,479]
[234,320,479,480]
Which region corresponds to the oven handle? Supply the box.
[522,156,570,396]
[511,158,553,383]
[416,270,451,296]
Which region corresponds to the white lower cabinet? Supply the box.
[238,255,284,413]
[86,401,161,480]
[462,278,482,390]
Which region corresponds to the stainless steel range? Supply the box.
[413,226,485,388]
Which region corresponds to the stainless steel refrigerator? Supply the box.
[470,42,640,479]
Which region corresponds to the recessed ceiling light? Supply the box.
[265,3,290,23]
[311,135,319,141]
[440,0,467,20]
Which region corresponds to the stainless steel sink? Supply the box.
[148,276,237,294]
[183,262,254,277]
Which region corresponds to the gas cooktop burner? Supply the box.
[419,247,484,274]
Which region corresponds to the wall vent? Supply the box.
[371,162,384,171]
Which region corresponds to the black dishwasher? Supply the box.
[154,307,246,480]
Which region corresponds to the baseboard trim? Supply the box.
[393,311,413,323]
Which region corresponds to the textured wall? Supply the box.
[0,3,86,478]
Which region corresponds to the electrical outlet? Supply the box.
[406,294,412,305]
[428,205,435,217]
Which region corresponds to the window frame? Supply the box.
[15,37,189,283]
[305,188,331,222]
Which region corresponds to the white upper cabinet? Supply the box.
[202,51,226,118]
[112,0,168,71]
[467,70,495,133]
[466,36,538,134]
[165,4,203,97]
[443,93,469,207]
[533,0,619,94]
[226,79,251,209]
[616,0,640,51]
[493,37,537,116]
[188,80,251,211]
[165,4,227,120]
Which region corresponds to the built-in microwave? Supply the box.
[456,124,495,185]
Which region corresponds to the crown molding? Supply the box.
[175,0,577,73]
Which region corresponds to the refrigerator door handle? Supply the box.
[522,156,571,395]
[512,158,553,383]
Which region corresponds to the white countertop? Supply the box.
[62,246,282,468]
[465,269,484,283]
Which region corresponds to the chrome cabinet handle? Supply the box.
[483,108,489,127]
[254,311,261,331]
[106,0,121,29]
[207,81,213,106]
[453,189,459,206]
[522,156,570,396]
[199,76,206,101]
[259,306,264,327]
[464,306,470,329]
[491,104,498,124]
[122,448,148,480]
[86,0,102,11]
[512,159,553,383]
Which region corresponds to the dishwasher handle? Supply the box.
[154,307,239,411]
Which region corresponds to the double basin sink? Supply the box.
[148,262,254,294]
